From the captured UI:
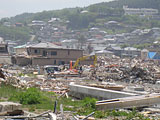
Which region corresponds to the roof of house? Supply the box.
[124,47,140,51]
[96,50,113,54]
[28,42,64,49]
[14,44,29,49]
[94,46,106,51]
[27,42,83,51]
[15,42,83,51]
[111,46,122,50]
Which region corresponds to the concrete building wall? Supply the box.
[15,48,27,55]
[15,57,31,66]
[28,48,83,59]
[0,56,12,64]
[31,57,94,66]
[15,46,85,66]
[32,57,73,66]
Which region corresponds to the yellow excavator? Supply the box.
[71,55,97,69]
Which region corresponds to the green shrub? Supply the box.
[19,87,42,104]
[29,105,36,112]
[76,97,97,116]
[82,97,97,109]
[10,87,43,105]
[94,111,106,118]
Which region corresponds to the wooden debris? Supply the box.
[3,110,51,119]
[0,110,24,116]
[96,94,160,110]
[60,104,64,119]
[78,116,95,120]
[53,101,57,113]
[48,112,57,120]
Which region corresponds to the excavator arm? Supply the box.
[72,55,97,69]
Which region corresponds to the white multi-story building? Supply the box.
[123,6,158,16]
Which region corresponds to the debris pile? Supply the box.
[94,58,160,84]
[0,56,160,119]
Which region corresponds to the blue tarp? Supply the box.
[153,53,160,59]
[148,52,156,59]
[148,52,160,59]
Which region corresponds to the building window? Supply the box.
[51,51,57,56]
[43,50,47,56]
[58,61,65,65]
[68,50,70,55]
[0,47,5,51]
[61,61,65,65]
[54,60,56,65]
[34,49,38,53]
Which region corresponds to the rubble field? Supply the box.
[0,56,160,119]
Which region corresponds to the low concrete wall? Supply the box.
[69,84,138,100]
[15,56,31,66]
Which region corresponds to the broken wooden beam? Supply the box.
[96,94,160,110]
[3,110,51,119]
[48,112,57,120]
[0,110,24,116]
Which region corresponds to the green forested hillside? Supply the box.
[0,0,160,31]
[3,0,160,25]
[0,25,31,42]
[4,0,159,27]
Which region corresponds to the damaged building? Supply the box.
[0,37,11,64]
[13,42,83,66]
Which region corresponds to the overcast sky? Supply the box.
[0,0,113,18]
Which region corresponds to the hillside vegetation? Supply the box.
[1,0,159,28]
[0,0,160,43]
[7,0,160,23]
[0,25,31,42]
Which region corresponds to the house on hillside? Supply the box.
[105,46,123,57]
[95,50,114,58]
[105,46,141,58]
[61,39,79,49]
[122,47,141,58]
[123,6,158,16]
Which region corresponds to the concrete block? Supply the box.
[0,102,21,112]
